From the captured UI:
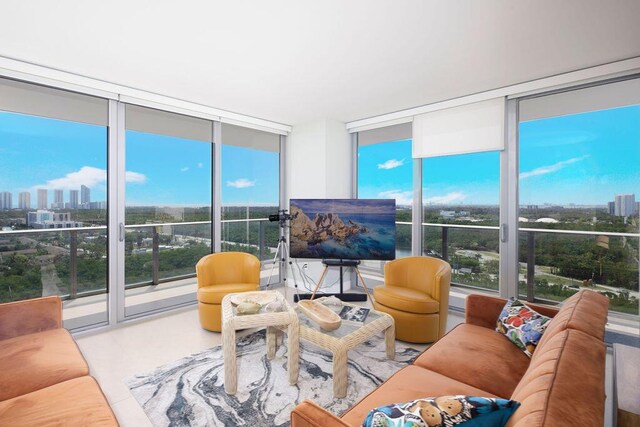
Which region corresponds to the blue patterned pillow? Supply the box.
[496,298,551,357]
[362,395,519,427]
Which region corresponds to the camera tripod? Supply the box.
[265,229,306,300]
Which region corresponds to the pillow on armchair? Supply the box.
[362,395,520,427]
[496,298,551,357]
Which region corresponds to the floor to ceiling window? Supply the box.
[0,76,287,329]
[422,151,501,292]
[518,78,640,324]
[356,123,413,260]
[124,105,213,316]
[220,124,281,285]
[0,78,109,329]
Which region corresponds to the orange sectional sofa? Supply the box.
[291,290,609,427]
[0,296,118,426]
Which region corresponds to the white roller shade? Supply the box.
[358,122,412,146]
[221,123,280,152]
[412,97,505,158]
[520,78,640,122]
[0,78,108,126]
[125,104,213,142]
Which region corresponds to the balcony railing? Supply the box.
[2,220,638,317]
[420,222,639,316]
[0,218,279,303]
[0,226,108,301]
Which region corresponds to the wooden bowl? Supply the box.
[298,300,342,331]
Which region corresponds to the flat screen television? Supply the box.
[289,198,396,260]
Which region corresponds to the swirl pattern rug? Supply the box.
[126,330,421,426]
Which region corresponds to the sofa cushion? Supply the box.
[0,376,117,426]
[413,324,530,398]
[197,283,259,304]
[535,290,608,353]
[507,329,606,427]
[496,299,551,357]
[363,395,520,427]
[0,328,89,401]
[373,286,440,314]
[341,365,497,425]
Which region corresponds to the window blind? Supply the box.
[0,78,108,126]
[125,104,213,142]
[358,122,412,146]
[412,97,505,158]
[221,123,280,152]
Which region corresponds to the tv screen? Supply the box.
[289,199,396,260]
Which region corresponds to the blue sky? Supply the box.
[1,104,638,208]
[358,105,640,206]
[0,111,279,207]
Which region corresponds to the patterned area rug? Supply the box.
[126,330,421,426]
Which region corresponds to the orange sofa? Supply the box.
[0,296,118,426]
[291,290,609,427]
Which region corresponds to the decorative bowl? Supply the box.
[229,291,277,307]
[236,301,262,315]
[298,300,342,331]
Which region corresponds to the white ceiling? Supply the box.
[1,0,639,126]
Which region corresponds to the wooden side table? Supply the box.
[221,291,299,395]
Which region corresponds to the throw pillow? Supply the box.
[496,298,551,357]
[362,395,519,427]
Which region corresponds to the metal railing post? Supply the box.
[69,230,78,300]
[442,227,449,261]
[152,226,159,285]
[526,231,535,302]
[259,220,265,260]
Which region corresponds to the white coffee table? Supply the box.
[295,297,395,398]
[221,291,299,395]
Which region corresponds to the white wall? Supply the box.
[286,119,353,293]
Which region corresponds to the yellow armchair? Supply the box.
[196,252,261,332]
[373,256,451,343]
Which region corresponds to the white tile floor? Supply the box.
[74,290,613,427]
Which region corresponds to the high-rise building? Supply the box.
[18,192,31,209]
[607,201,615,216]
[81,185,90,207]
[0,192,12,210]
[68,190,79,209]
[37,189,48,210]
[52,189,64,209]
[614,194,636,217]
[27,210,82,229]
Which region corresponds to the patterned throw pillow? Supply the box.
[362,395,519,427]
[496,298,551,357]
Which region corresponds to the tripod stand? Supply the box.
[265,226,305,300]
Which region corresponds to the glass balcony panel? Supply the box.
[518,230,639,316]
[0,229,108,329]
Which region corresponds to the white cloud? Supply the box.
[34,166,146,190]
[520,155,589,180]
[377,190,412,206]
[377,159,405,170]
[125,171,147,183]
[424,192,466,205]
[180,167,190,172]
[227,178,256,189]
[197,162,203,168]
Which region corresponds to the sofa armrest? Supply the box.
[465,294,559,329]
[0,296,62,341]
[291,400,351,427]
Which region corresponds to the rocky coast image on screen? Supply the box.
[289,199,396,260]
